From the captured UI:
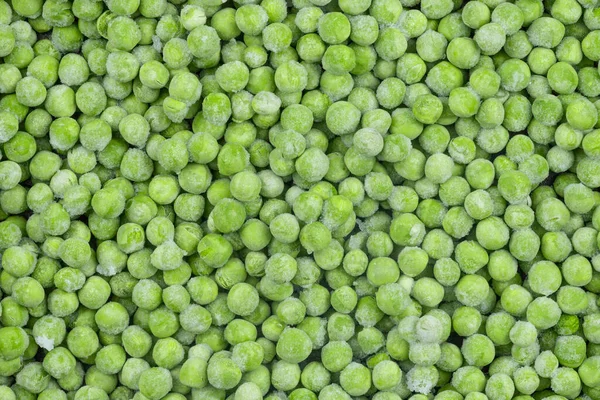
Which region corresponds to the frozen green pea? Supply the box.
[395,54,425,87]
[399,99,435,130]
[462,1,491,29]
[474,23,506,55]
[446,37,479,70]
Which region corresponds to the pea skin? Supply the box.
[2,0,600,399]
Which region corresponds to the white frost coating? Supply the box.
[270,391,288,400]
[152,35,163,53]
[397,10,427,38]
[332,318,355,341]
[320,213,337,231]
[188,343,213,360]
[180,5,207,31]
[352,278,372,297]
[362,174,375,197]
[415,178,439,198]
[514,341,541,365]
[16,78,40,102]
[319,384,351,400]
[0,162,21,189]
[398,275,415,292]
[62,276,76,291]
[376,84,392,103]
[406,366,438,395]
[97,263,120,277]
[11,21,33,42]
[231,350,248,370]
[527,27,548,48]
[279,136,305,159]
[35,335,55,351]
[550,367,573,393]
[415,315,444,343]
[409,224,424,240]
[546,146,575,172]
[311,318,328,348]
[205,212,216,233]
[345,232,366,250]
[244,50,263,65]
[397,315,419,343]
[509,71,526,88]
[252,91,281,115]
[235,382,263,399]
[0,123,17,143]
[49,170,78,199]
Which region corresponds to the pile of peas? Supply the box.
[1,0,600,399]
